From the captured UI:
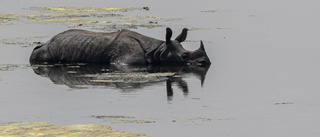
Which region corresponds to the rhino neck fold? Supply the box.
[152,42,166,63]
[145,41,164,64]
[99,30,125,63]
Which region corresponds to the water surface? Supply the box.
[1,0,320,136]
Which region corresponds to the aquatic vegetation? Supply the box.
[29,7,138,13]
[0,36,46,47]
[81,72,176,84]
[92,115,135,119]
[92,115,156,124]
[188,27,210,31]
[109,120,156,124]
[0,6,185,47]
[201,10,216,13]
[0,122,148,137]
[175,117,235,122]
[0,6,183,46]
[0,6,182,31]
[179,117,212,122]
[274,102,294,105]
[217,118,236,120]
[0,64,29,71]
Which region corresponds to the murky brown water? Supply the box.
[1,0,320,136]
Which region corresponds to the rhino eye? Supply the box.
[181,53,190,61]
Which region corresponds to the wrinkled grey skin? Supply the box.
[29,27,211,66]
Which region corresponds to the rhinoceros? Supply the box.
[29,27,211,66]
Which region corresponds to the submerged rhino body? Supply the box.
[30,28,211,66]
[31,64,210,100]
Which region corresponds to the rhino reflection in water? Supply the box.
[29,27,211,66]
[31,64,209,99]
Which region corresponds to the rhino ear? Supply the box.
[175,28,188,43]
[166,27,173,44]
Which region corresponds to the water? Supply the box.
[1,0,320,136]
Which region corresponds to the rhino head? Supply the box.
[157,27,211,66]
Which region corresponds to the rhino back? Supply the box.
[47,29,119,63]
[100,30,146,64]
[100,30,163,64]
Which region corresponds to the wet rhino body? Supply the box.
[29,28,211,66]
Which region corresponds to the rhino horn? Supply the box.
[196,41,206,52]
[190,41,211,65]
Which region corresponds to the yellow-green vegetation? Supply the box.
[0,36,45,46]
[0,64,29,71]
[218,118,235,120]
[86,72,176,83]
[0,7,120,26]
[188,27,210,31]
[108,120,156,124]
[179,117,212,122]
[0,122,148,137]
[30,7,136,13]
[92,115,135,119]
[0,6,183,47]
[177,117,235,122]
[0,7,182,31]
[92,115,156,124]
